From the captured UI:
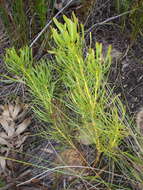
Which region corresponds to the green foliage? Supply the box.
[3,13,143,189]
[4,46,55,123]
[25,61,55,122]
[4,14,129,156]
[0,1,28,48]
[34,0,48,28]
[0,178,5,187]
[50,14,128,155]
[4,46,33,76]
[115,0,132,13]
[4,45,72,146]
[130,1,143,41]
[118,119,143,188]
[12,0,29,45]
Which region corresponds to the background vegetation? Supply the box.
[0,0,143,189]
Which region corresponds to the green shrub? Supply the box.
[3,11,143,190]
[50,14,129,156]
[4,14,129,157]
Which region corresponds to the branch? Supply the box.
[85,10,134,34]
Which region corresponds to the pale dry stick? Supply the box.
[30,0,74,48]
[17,165,95,187]
[85,9,135,34]
[17,164,132,187]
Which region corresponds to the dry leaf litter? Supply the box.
[0,99,31,175]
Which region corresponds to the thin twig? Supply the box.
[17,164,132,187]
[85,10,134,34]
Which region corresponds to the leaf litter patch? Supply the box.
[0,99,33,189]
